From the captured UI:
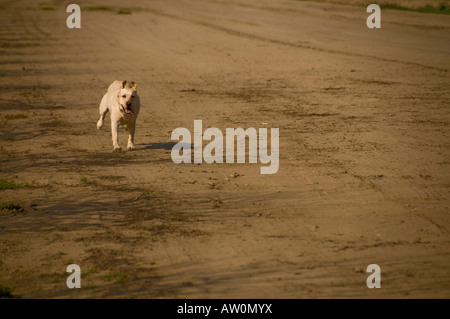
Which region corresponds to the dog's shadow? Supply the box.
[138,142,192,150]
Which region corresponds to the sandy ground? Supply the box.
[0,0,449,298]
[305,0,450,10]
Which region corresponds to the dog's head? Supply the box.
[117,80,138,115]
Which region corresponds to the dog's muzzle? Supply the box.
[121,104,134,115]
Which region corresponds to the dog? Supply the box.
[97,80,141,151]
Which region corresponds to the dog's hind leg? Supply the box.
[97,94,108,130]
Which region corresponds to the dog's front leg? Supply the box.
[127,122,136,151]
[111,120,121,151]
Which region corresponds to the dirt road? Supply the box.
[0,0,449,298]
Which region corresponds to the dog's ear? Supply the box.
[121,80,127,89]
[131,81,137,90]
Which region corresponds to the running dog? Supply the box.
[97,80,140,151]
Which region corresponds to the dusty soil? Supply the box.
[306,0,450,10]
[0,0,449,298]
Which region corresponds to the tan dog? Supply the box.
[97,80,141,151]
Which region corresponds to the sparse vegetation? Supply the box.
[102,272,127,285]
[84,6,113,12]
[80,177,98,187]
[82,267,98,278]
[0,179,29,190]
[0,203,21,210]
[117,9,132,15]
[63,258,75,265]
[0,202,24,215]
[84,6,133,15]
[0,285,15,299]
[382,3,450,14]
[296,1,450,15]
